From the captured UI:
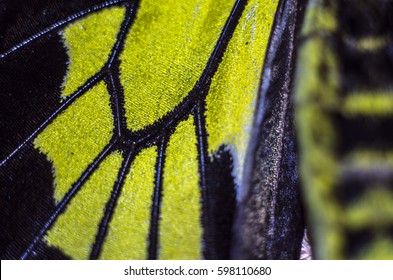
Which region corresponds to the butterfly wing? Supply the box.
[1,0,300,260]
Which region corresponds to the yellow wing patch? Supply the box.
[206,0,279,184]
[159,116,202,260]
[61,7,125,98]
[100,147,157,260]
[33,0,280,260]
[34,82,114,202]
[44,152,123,259]
[120,0,235,131]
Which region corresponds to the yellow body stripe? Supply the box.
[61,7,125,98]
[296,0,343,259]
[359,238,393,260]
[342,92,393,116]
[356,37,387,51]
[344,36,388,52]
[120,0,235,131]
[301,0,337,36]
[159,116,201,259]
[343,150,393,168]
[44,152,123,259]
[296,38,339,108]
[100,147,157,259]
[206,0,279,184]
[346,188,393,230]
[34,82,114,202]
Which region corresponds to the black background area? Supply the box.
[0,0,116,52]
[0,145,69,259]
[204,146,237,259]
[0,34,67,162]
